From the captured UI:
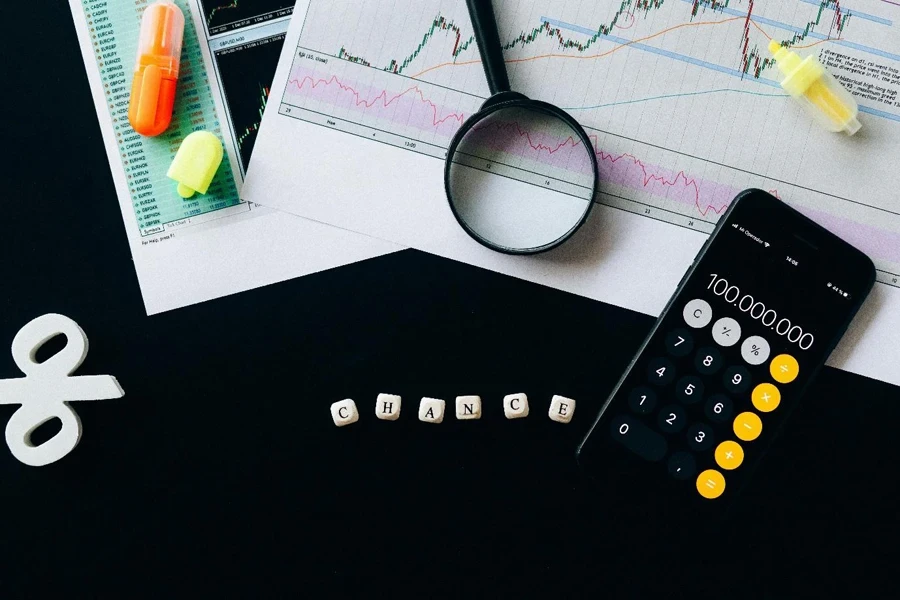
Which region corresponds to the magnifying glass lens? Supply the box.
[447,105,596,253]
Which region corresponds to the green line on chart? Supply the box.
[563,88,788,111]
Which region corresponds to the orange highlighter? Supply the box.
[128,2,185,137]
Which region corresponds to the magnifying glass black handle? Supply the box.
[466,0,511,95]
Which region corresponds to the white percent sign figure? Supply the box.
[0,314,124,466]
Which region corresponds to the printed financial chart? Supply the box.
[82,0,243,237]
[278,0,900,286]
[202,0,294,35]
[197,1,292,176]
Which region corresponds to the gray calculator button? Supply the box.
[741,335,771,365]
[712,317,741,347]
[683,299,712,329]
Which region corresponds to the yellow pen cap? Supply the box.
[768,41,860,135]
[167,131,224,198]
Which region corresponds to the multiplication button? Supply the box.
[751,383,781,413]
[683,299,712,329]
[741,335,771,366]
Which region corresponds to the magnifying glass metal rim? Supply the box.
[443,94,600,255]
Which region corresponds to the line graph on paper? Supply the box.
[278,0,900,286]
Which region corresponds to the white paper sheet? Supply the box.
[69,0,396,316]
[244,0,900,385]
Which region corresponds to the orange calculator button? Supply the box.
[696,469,726,499]
[733,412,763,442]
[770,354,799,384]
[715,441,745,470]
[751,383,781,413]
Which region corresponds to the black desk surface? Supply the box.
[2,3,898,597]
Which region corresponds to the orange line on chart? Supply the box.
[407,16,841,80]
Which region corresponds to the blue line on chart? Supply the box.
[858,104,900,121]
[541,17,900,122]
[540,17,781,88]
[561,88,788,111]
[680,0,900,61]
[796,0,892,25]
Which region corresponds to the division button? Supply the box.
[733,411,763,442]
[667,451,697,480]
[741,335,771,366]
[610,415,668,462]
[770,354,800,384]
[683,299,713,329]
[751,382,781,413]
[712,317,742,347]
[696,469,726,499]
[715,440,745,470]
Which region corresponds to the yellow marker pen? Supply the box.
[768,41,861,135]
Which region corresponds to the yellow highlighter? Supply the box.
[768,40,861,135]
[167,131,224,198]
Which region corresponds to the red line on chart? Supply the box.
[285,72,768,218]
[287,75,467,128]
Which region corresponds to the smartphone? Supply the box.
[576,189,875,512]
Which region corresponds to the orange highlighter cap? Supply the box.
[128,2,185,137]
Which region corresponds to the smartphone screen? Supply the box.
[577,190,875,514]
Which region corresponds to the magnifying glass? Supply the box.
[445,0,600,255]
